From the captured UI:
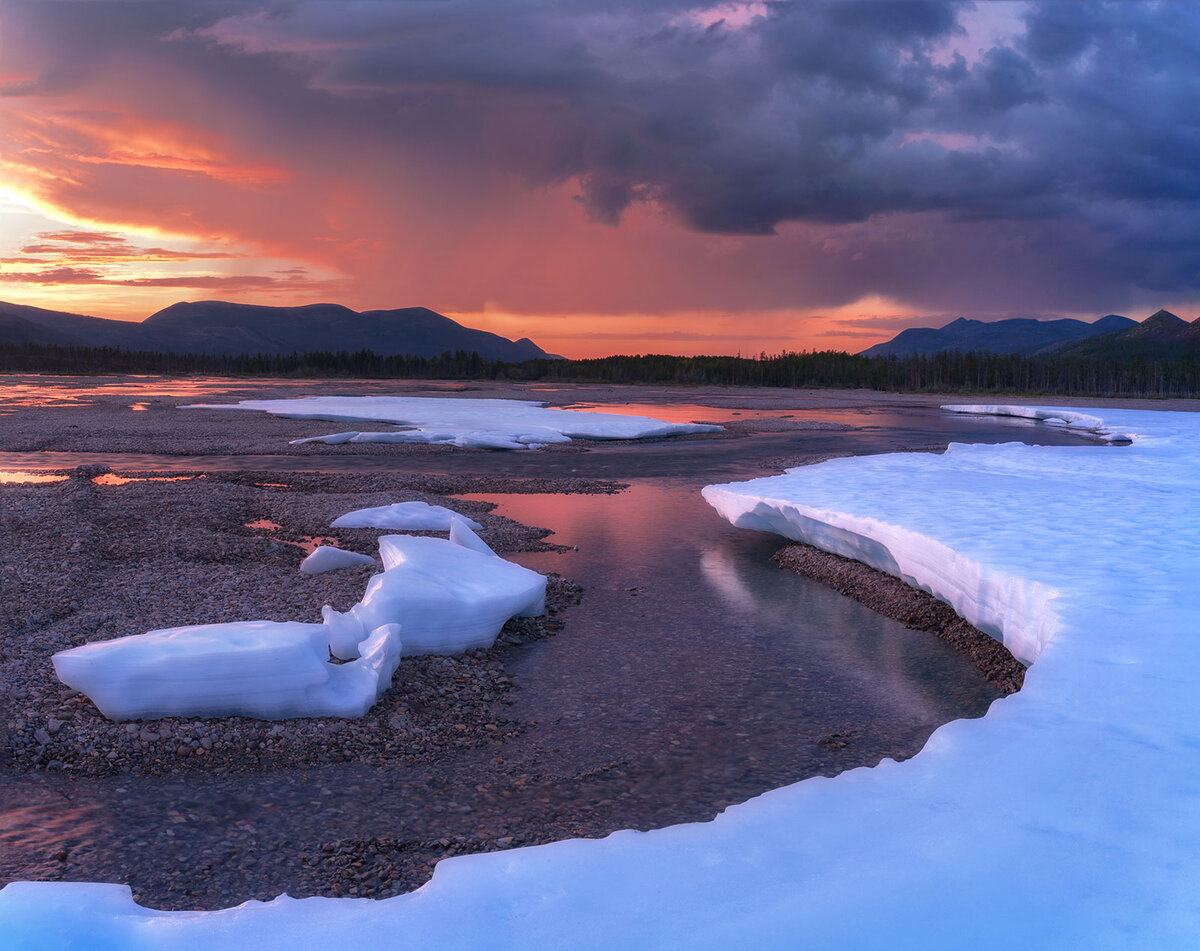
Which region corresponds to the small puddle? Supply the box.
[92,474,193,486]
[0,471,69,484]
[244,519,283,531]
[243,518,337,554]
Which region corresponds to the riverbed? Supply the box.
[0,379,1104,907]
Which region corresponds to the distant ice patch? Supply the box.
[300,546,376,574]
[331,501,481,531]
[51,620,402,720]
[942,403,1135,443]
[181,395,722,449]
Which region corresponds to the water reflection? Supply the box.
[0,471,67,484]
[92,474,193,486]
[456,484,1001,784]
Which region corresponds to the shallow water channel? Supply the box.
[0,391,1101,906]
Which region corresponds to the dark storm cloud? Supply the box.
[5,0,1200,313]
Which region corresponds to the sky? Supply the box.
[1,0,1198,358]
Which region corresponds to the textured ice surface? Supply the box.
[51,621,402,720]
[299,546,376,574]
[449,515,496,556]
[323,534,545,659]
[331,501,482,531]
[181,395,721,449]
[14,404,1200,949]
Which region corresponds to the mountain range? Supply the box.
[0,300,560,362]
[860,310,1200,360]
[859,314,1137,358]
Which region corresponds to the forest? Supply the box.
[2,341,1198,398]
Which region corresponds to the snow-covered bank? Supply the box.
[6,404,1200,949]
[181,396,721,449]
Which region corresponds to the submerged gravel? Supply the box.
[772,543,1025,693]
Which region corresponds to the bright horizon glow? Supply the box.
[2,2,1199,357]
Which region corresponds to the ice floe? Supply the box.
[323,533,545,659]
[942,403,1136,443]
[299,546,376,574]
[14,403,1200,949]
[181,395,721,449]
[449,514,497,556]
[331,501,481,531]
[51,621,402,720]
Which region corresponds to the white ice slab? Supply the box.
[51,621,402,720]
[323,534,545,659]
[14,404,1200,949]
[181,395,721,449]
[299,546,376,574]
[449,514,496,556]
[331,501,481,531]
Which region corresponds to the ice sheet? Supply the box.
[51,621,402,720]
[14,404,1200,949]
[331,501,481,531]
[323,534,546,659]
[299,546,376,574]
[181,395,721,449]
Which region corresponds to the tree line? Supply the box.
[2,341,1199,398]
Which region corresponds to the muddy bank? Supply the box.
[772,543,1025,694]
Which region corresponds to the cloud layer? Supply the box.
[1,1,1197,354]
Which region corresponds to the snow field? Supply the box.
[13,404,1200,949]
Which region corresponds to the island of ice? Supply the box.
[51,621,402,720]
[181,395,721,449]
[331,501,482,531]
[299,546,376,574]
[13,404,1200,949]
[323,533,545,659]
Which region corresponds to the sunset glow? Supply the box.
[2,1,1198,356]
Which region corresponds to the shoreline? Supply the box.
[2,386,1044,910]
[771,543,1025,694]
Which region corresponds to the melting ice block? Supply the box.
[323,534,545,659]
[331,501,481,531]
[181,395,721,449]
[300,546,376,574]
[449,514,496,556]
[52,620,402,720]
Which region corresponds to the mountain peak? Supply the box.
[0,300,558,361]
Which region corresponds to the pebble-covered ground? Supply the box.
[1,466,609,779]
[772,543,1025,694]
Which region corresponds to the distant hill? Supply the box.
[859,314,1136,358]
[1048,309,1200,362]
[0,300,559,361]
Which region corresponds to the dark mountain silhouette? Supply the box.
[1051,310,1200,361]
[859,314,1136,358]
[0,299,559,361]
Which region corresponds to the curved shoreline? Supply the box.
[771,542,1025,694]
